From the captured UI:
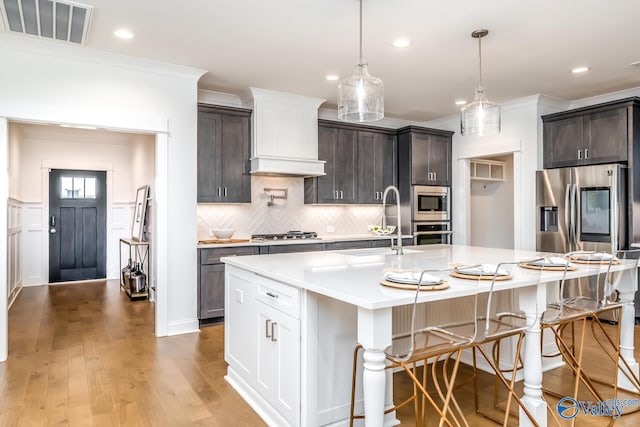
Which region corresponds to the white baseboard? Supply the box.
[166,318,199,336]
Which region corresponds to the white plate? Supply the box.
[455,264,509,276]
[573,252,614,261]
[384,271,443,285]
[527,257,569,267]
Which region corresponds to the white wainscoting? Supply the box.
[22,202,44,286]
[7,198,23,307]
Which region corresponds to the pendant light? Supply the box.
[338,0,384,122]
[460,29,501,136]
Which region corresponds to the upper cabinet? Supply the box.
[397,126,453,187]
[304,121,397,204]
[357,130,397,203]
[542,98,640,169]
[197,105,252,203]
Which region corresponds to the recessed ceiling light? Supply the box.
[392,38,412,48]
[60,124,97,130]
[630,60,640,67]
[455,100,467,106]
[571,66,590,74]
[325,74,339,81]
[114,29,134,40]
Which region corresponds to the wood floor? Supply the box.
[1,280,640,426]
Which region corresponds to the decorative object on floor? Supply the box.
[131,185,149,241]
[460,29,501,137]
[338,0,383,122]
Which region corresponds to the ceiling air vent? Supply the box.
[1,0,92,44]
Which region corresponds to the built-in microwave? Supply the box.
[413,185,450,221]
[413,222,452,245]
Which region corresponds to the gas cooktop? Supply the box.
[251,231,318,241]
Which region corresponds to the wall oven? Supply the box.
[413,222,452,245]
[413,185,450,221]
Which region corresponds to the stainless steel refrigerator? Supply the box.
[536,164,629,321]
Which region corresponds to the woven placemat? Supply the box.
[380,279,449,291]
[565,254,620,265]
[449,271,512,281]
[518,262,577,271]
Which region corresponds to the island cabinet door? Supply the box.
[256,301,301,426]
[225,268,258,381]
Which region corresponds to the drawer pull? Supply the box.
[266,291,279,299]
[271,322,277,342]
[265,319,271,338]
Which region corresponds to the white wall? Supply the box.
[470,155,514,249]
[0,34,205,355]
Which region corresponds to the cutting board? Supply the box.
[198,239,251,244]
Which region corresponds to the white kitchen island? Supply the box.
[222,244,639,427]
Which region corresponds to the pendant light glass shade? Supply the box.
[338,0,383,122]
[461,29,500,137]
[460,86,501,136]
[338,63,384,122]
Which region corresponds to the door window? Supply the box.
[60,176,96,199]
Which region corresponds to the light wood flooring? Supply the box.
[1,280,640,426]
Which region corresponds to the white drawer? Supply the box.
[256,275,300,319]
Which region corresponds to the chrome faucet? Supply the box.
[381,185,403,255]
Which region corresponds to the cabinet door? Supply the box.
[428,135,451,186]
[225,267,257,380]
[199,264,225,319]
[268,243,325,254]
[543,116,583,169]
[197,111,222,202]
[220,114,251,203]
[314,126,338,203]
[584,107,628,165]
[411,133,431,185]
[357,131,396,204]
[271,307,301,426]
[334,128,358,203]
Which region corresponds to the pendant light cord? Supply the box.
[477,35,483,88]
[359,0,363,65]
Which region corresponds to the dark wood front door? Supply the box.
[49,169,107,283]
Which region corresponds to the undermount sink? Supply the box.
[336,247,421,257]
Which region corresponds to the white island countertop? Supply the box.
[222,244,632,310]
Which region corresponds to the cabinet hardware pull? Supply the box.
[340,190,344,199]
[271,322,277,342]
[433,172,437,180]
[584,148,589,159]
[266,291,279,299]
[224,187,228,197]
[335,190,339,199]
[265,319,271,338]
[577,149,582,160]
[374,192,378,200]
[217,187,221,197]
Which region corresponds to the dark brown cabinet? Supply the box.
[542,98,638,169]
[305,124,357,203]
[397,126,453,187]
[198,246,259,323]
[197,105,252,203]
[357,130,397,203]
[305,121,398,205]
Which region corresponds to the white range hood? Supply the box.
[248,87,326,177]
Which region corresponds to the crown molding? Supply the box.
[0,33,206,82]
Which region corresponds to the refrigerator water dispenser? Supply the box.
[540,206,558,232]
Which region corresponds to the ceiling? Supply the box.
[3,0,640,121]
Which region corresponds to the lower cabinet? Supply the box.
[198,246,259,323]
[226,267,300,426]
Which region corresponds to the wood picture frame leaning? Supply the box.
[131,185,149,241]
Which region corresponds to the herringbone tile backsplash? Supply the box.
[197,176,385,239]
